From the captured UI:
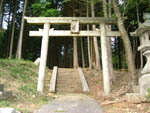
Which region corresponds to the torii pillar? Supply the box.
[37,23,50,94]
[100,23,110,95]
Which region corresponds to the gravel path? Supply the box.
[35,94,104,113]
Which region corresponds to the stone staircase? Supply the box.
[56,68,82,93]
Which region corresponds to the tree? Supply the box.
[16,0,28,59]
[112,0,138,89]
[6,0,13,58]
[9,0,18,58]
[0,0,4,45]
[73,10,78,68]
[73,37,78,68]
[0,0,4,28]
[81,38,85,68]
[87,0,92,69]
[91,0,101,70]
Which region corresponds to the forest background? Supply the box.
[0,0,150,70]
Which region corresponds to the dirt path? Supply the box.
[35,94,104,113]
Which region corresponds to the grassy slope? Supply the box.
[0,59,51,113]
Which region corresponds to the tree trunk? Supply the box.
[91,1,101,71]
[112,0,138,87]
[72,11,78,68]
[73,37,78,68]
[9,0,17,58]
[108,0,116,80]
[0,0,4,28]
[90,37,93,68]
[87,0,92,69]
[81,38,85,68]
[16,0,28,59]
[6,7,12,58]
[0,0,4,44]
[136,0,140,25]
[118,38,122,69]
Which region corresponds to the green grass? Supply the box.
[0,59,51,112]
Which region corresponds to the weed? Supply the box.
[16,108,32,113]
[146,88,150,102]
[0,100,13,106]
[40,96,49,102]
[19,84,37,94]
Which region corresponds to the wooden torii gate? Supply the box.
[25,17,120,95]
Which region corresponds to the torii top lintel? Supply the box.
[24,17,117,25]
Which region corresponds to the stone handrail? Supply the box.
[49,66,58,93]
[78,67,89,92]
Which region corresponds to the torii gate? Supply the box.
[25,17,120,95]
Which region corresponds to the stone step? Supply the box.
[55,68,82,93]
[57,77,79,80]
[56,87,82,92]
[57,76,78,78]
[56,88,82,92]
[58,73,79,76]
[57,81,81,84]
[56,86,82,92]
[56,84,81,88]
[57,79,81,82]
[58,72,78,74]
[58,72,78,75]
[58,69,77,72]
[56,88,82,93]
[56,81,80,84]
[57,76,79,79]
[56,83,82,87]
[56,85,80,88]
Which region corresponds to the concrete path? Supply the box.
[35,94,104,113]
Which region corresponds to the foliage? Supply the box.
[63,0,71,3]
[119,0,150,31]
[31,1,61,17]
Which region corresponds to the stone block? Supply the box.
[133,85,140,93]
[0,84,4,92]
[34,58,40,66]
[139,74,150,95]
[1,91,14,99]
[126,93,146,103]
[0,108,16,113]
[0,92,3,96]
